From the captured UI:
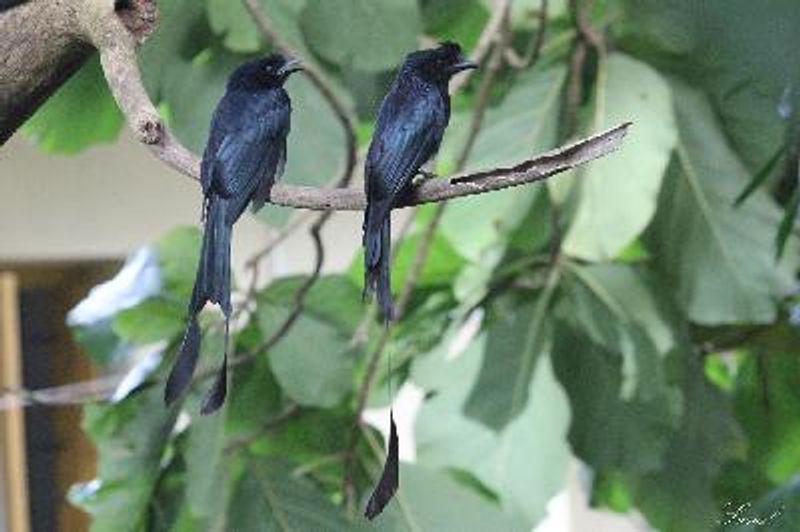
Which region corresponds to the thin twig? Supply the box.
[507,0,550,69]
[450,0,513,94]
[223,402,301,454]
[0,375,124,410]
[456,15,512,170]
[568,0,605,52]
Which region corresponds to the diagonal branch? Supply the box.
[267,123,630,210]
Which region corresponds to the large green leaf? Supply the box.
[257,275,361,407]
[734,327,800,484]
[560,263,677,402]
[618,0,800,172]
[563,53,676,260]
[420,0,489,51]
[370,464,523,531]
[472,353,570,526]
[634,350,743,532]
[71,386,179,532]
[227,458,351,531]
[463,272,558,430]
[414,333,499,472]
[551,322,678,475]
[415,323,569,528]
[647,82,796,325]
[112,297,185,345]
[183,396,229,521]
[347,230,466,295]
[300,0,421,73]
[21,55,123,153]
[439,66,565,262]
[139,0,212,103]
[156,226,201,301]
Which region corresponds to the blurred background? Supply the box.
[2,0,800,531]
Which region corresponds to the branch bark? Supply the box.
[0,0,156,145]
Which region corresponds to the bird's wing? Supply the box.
[366,96,444,228]
[209,101,290,209]
[251,135,287,212]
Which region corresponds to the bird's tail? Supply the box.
[364,213,394,322]
[165,198,232,409]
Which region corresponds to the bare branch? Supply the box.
[267,123,630,210]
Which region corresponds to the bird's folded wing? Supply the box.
[367,101,442,229]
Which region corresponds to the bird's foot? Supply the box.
[414,169,438,184]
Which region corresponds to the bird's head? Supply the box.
[403,41,478,84]
[227,54,303,90]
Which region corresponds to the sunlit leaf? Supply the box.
[21,55,123,153]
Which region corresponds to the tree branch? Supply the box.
[268,123,630,210]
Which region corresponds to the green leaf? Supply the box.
[73,386,179,532]
[561,263,677,400]
[257,276,360,407]
[592,471,634,513]
[734,144,786,206]
[206,0,262,52]
[634,350,743,532]
[227,458,351,531]
[300,0,421,73]
[226,351,287,437]
[420,0,489,50]
[156,226,201,301]
[551,322,679,475]
[775,184,800,260]
[21,55,123,153]
[139,0,212,103]
[161,48,245,154]
[183,397,229,520]
[347,229,466,295]
[207,0,310,55]
[112,297,185,345]
[370,464,524,531]
[734,329,800,484]
[463,270,558,430]
[471,353,570,526]
[439,66,566,262]
[618,0,800,173]
[414,333,500,471]
[563,53,677,260]
[647,82,796,325]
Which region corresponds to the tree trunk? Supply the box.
[0,0,155,145]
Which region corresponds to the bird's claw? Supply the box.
[414,169,437,184]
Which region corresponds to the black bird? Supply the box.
[164,54,302,414]
[362,42,476,521]
[363,42,477,323]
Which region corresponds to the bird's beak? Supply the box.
[451,57,479,74]
[279,58,303,77]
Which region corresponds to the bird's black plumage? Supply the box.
[362,42,476,522]
[165,54,302,414]
[363,42,477,322]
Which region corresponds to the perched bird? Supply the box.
[363,42,477,323]
[362,42,476,521]
[164,54,302,414]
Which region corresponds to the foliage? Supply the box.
[22,0,800,530]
